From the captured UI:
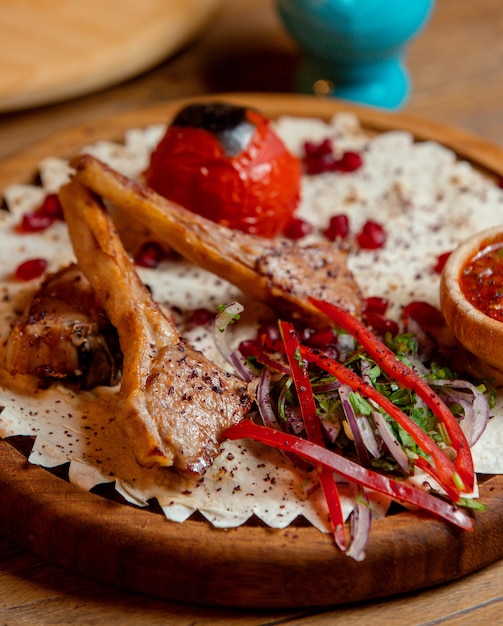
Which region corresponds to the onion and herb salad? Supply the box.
[215,298,492,559]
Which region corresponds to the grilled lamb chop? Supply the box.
[58,180,251,475]
[69,154,363,327]
[5,263,122,389]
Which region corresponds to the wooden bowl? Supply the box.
[440,226,503,373]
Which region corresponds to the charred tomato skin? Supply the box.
[144,103,302,238]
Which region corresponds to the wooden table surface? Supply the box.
[1,0,503,623]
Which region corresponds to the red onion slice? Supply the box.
[431,378,490,447]
[373,410,411,474]
[256,368,280,430]
[346,486,372,562]
[213,301,255,381]
[339,384,380,464]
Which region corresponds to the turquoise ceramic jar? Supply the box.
[275,0,435,109]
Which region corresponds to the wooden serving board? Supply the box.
[0,0,222,112]
[1,94,503,609]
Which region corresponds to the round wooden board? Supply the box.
[0,0,222,112]
[1,93,503,609]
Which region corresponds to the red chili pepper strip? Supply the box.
[300,345,461,503]
[414,456,446,488]
[253,335,291,375]
[279,321,347,550]
[279,321,323,442]
[308,297,474,494]
[224,420,473,531]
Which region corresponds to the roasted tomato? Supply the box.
[144,102,302,238]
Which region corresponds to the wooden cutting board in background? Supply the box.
[0,0,223,112]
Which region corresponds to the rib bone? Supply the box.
[59,180,251,475]
[69,154,363,326]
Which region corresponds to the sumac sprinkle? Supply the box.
[14,258,47,281]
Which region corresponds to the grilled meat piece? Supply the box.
[5,263,122,389]
[69,154,363,327]
[59,180,251,475]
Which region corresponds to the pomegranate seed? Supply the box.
[356,220,387,250]
[364,296,389,315]
[323,214,350,241]
[238,339,262,359]
[303,139,363,176]
[38,193,64,220]
[498,177,503,189]
[305,153,335,175]
[303,139,337,174]
[433,251,451,274]
[134,242,163,268]
[334,151,363,173]
[403,301,444,329]
[304,139,332,156]
[283,217,313,240]
[258,322,281,342]
[14,258,47,281]
[364,311,399,337]
[16,193,65,233]
[17,211,54,233]
[187,308,215,327]
[305,328,337,347]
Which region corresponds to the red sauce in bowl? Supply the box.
[460,240,503,322]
